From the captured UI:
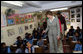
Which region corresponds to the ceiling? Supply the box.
[1,1,60,9]
[1,1,82,14]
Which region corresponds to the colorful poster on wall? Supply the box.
[25,16,28,23]
[20,18,25,23]
[7,29,15,36]
[1,13,7,27]
[7,19,15,25]
[15,16,20,24]
[18,27,23,34]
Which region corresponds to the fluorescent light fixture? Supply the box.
[50,8,68,11]
[2,1,24,7]
[39,11,42,12]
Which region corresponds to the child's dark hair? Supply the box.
[45,11,53,16]
[25,33,28,36]
[28,33,31,36]
[74,31,80,35]
[1,42,6,46]
[71,26,73,28]
[17,36,21,39]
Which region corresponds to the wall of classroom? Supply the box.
[1,22,35,46]
[1,6,36,46]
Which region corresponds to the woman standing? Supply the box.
[43,11,63,53]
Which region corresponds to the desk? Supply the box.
[10,45,17,53]
[69,36,73,41]
[73,51,82,53]
[70,41,77,52]
[33,39,37,45]
[42,39,48,45]
[35,47,43,53]
[32,45,43,53]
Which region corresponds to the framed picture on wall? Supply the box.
[76,8,80,13]
[71,14,75,18]
[25,26,28,30]
[20,18,25,24]
[71,19,75,22]
[76,19,80,22]
[18,27,23,34]
[15,17,20,24]
[7,18,15,25]
[25,18,28,23]
[30,24,33,29]
[71,10,75,13]
[76,14,80,18]
[7,29,15,37]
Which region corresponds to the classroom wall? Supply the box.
[1,6,36,46]
[1,22,35,46]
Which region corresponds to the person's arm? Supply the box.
[15,49,20,53]
[45,20,49,33]
[25,48,29,53]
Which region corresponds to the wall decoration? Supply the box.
[76,19,80,22]
[76,8,80,12]
[71,10,75,13]
[1,30,3,39]
[30,24,32,29]
[25,26,28,30]
[18,27,23,34]
[15,16,20,24]
[25,16,28,23]
[71,14,75,18]
[76,14,80,18]
[7,29,15,36]
[5,9,15,17]
[20,18,25,23]
[71,19,75,22]
[7,19,15,25]
[1,13,7,27]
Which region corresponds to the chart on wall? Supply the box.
[7,29,15,37]
[30,24,33,29]
[25,26,28,30]
[1,30,3,39]
[1,13,7,27]
[18,27,23,34]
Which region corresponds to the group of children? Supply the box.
[66,26,82,51]
[1,27,49,53]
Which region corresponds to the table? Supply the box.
[73,51,82,53]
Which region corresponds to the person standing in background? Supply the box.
[56,11,67,40]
